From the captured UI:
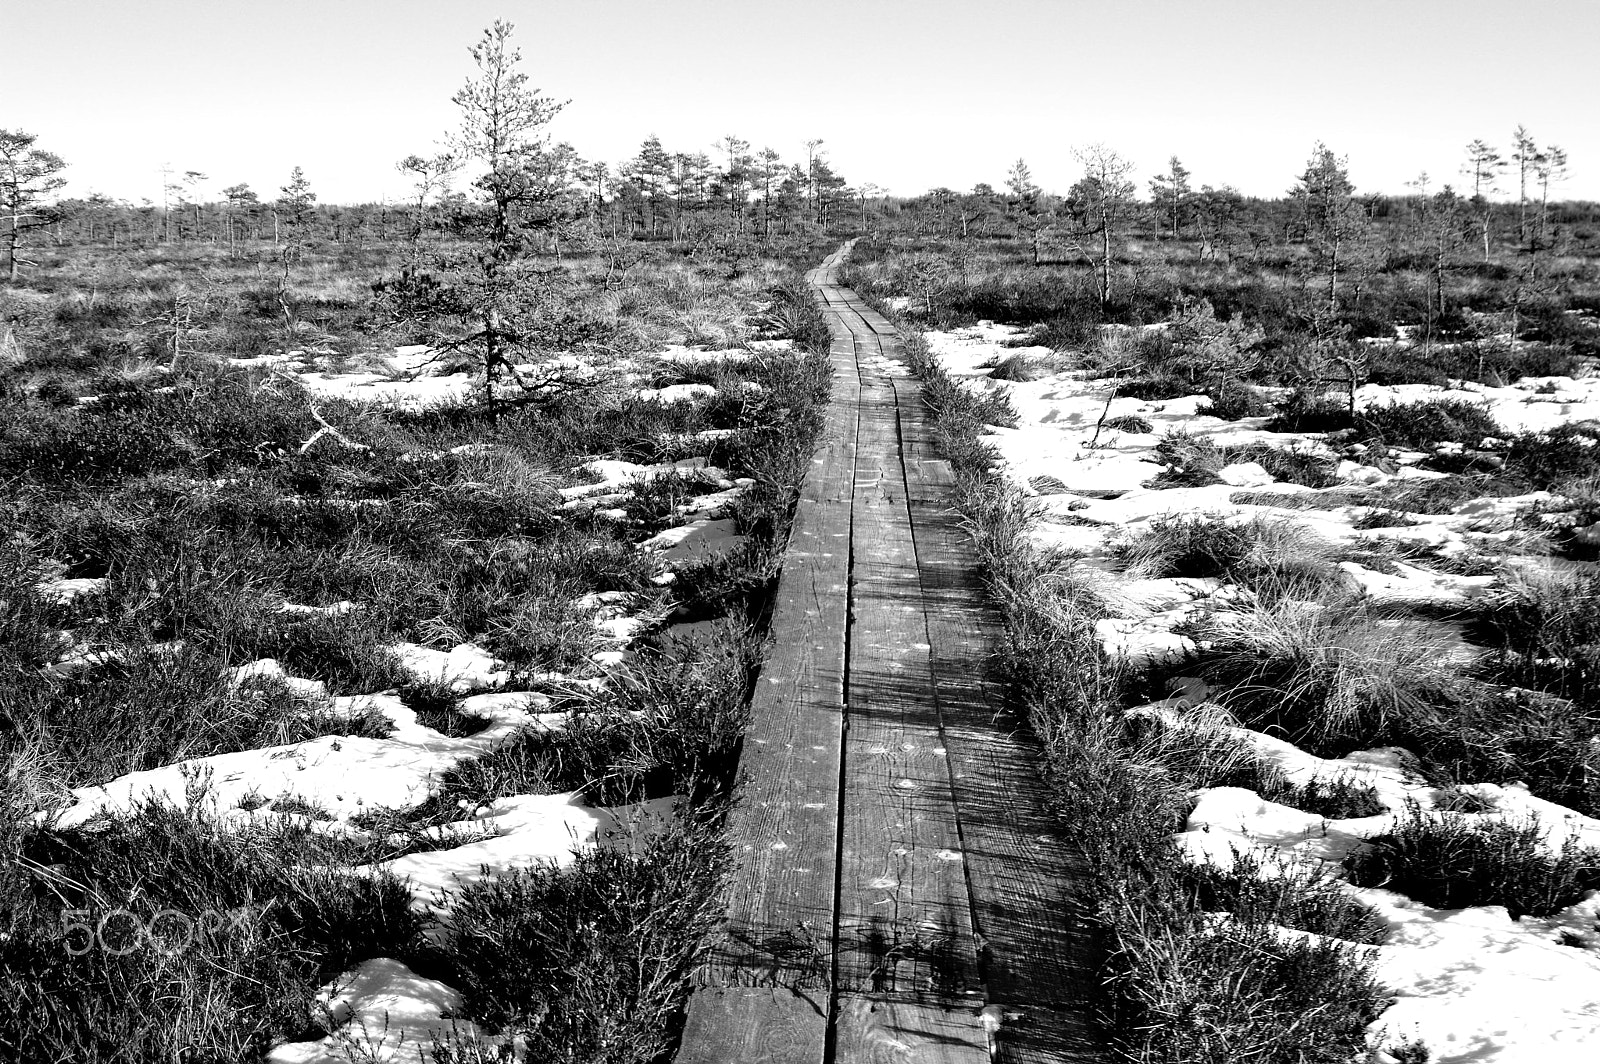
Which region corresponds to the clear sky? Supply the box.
[8,0,1599,206]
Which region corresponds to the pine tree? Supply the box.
[1291,143,1363,314]
[1005,159,1051,266]
[0,129,69,282]
[1534,145,1569,251]
[1148,156,1192,240]
[376,21,582,418]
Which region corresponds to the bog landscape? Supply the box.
[5,15,1600,1064]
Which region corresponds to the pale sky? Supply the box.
[8,0,1599,206]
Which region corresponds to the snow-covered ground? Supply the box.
[924,320,1600,1063]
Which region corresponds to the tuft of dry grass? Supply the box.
[1194,601,1462,753]
[1114,513,1347,601]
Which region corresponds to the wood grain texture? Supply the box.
[678,988,828,1064]
[832,995,990,1064]
[987,1007,1109,1064]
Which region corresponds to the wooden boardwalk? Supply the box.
[677,246,1103,1064]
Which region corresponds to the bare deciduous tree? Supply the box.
[1461,139,1505,262]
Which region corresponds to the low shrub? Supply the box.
[1197,380,1274,421]
[1106,899,1387,1064]
[1015,310,1100,353]
[1266,394,1354,434]
[1344,807,1600,918]
[1117,374,1199,401]
[1356,399,1505,450]
[1505,424,1600,487]
[1145,431,1225,487]
[1175,851,1389,943]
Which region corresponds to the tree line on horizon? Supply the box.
[3,38,1593,293]
[1,121,861,270]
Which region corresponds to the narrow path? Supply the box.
[678,246,1102,1064]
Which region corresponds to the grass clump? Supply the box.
[1363,474,1527,515]
[1194,603,1462,756]
[422,621,759,815]
[1115,513,1344,599]
[985,351,1064,381]
[1344,807,1600,918]
[1261,771,1388,820]
[1101,413,1154,434]
[1146,432,1339,490]
[445,819,727,1064]
[1195,598,1600,814]
[1352,508,1419,529]
[1227,487,1370,511]
[1475,575,1600,703]
[1,638,388,790]
[0,800,422,1062]
[1230,442,1342,488]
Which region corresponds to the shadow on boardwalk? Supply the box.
[676,245,1105,1064]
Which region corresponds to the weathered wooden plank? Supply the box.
[677,988,829,1064]
[681,249,860,1061]
[988,1007,1109,1064]
[696,404,856,976]
[837,289,1104,1050]
[836,365,981,1003]
[894,329,1106,1056]
[832,995,990,1064]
